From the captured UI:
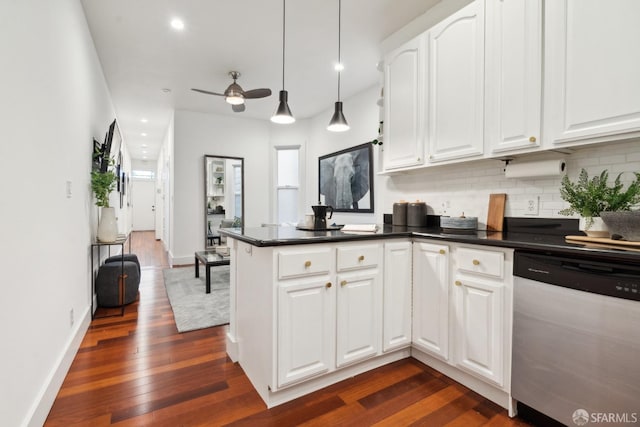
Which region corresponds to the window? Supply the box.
[131,170,155,180]
[276,147,300,224]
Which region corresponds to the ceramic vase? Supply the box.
[98,207,118,242]
[579,216,609,238]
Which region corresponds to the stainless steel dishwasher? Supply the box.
[512,250,640,426]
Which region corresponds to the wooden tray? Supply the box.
[565,235,640,249]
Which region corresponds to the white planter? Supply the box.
[97,207,118,242]
[579,216,609,238]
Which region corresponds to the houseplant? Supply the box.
[91,168,118,242]
[559,169,640,237]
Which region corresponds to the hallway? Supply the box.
[44,231,530,426]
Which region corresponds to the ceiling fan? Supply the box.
[191,71,272,112]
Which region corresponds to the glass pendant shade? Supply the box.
[327,101,349,132]
[225,95,244,105]
[271,90,295,124]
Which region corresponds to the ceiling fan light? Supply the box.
[327,101,349,132]
[225,95,244,105]
[271,90,295,124]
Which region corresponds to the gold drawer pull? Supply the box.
[358,255,365,262]
[529,136,537,143]
[304,260,311,268]
[455,280,462,286]
[439,249,446,255]
[326,282,332,288]
[341,280,348,287]
[472,259,480,266]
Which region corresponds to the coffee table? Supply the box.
[194,250,230,293]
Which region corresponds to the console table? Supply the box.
[194,250,230,293]
[91,233,130,318]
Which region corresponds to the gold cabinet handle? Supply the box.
[304,260,311,268]
[340,280,348,287]
[358,255,365,262]
[455,280,462,286]
[472,259,480,266]
[529,136,537,143]
[326,282,332,288]
[439,249,446,255]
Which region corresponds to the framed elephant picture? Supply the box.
[319,142,374,213]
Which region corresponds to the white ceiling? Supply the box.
[81,0,439,160]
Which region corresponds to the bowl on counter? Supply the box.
[600,211,640,241]
[440,215,478,232]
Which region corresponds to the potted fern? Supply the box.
[91,168,118,242]
[559,169,640,237]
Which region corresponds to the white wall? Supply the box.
[172,110,270,264]
[0,0,117,425]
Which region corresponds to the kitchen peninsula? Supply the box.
[219,221,640,412]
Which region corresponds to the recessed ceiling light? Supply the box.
[162,88,172,93]
[141,144,148,148]
[140,118,148,123]
[170,18,185,30]
[141,132,147,137]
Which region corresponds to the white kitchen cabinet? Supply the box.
[412,241,450,360]
[545,0,640,146]
[277,278,335,387]
[383,241,412,352]
[453,276,505,387]
[485,0,542,154]
[427,0,485,162]
[383,36,425,170]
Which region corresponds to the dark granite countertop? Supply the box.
[219,221,640,264]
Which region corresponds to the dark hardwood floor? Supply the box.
[45,231,532,426]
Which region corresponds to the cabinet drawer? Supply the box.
[278,249,332,279]
[336,244,381,272]
[456,247,504,279]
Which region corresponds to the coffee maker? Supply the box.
[311,204,333,229]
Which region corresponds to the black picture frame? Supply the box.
[319,142,374,213]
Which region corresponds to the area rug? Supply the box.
[162,266,230,332]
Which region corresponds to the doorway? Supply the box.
[132,180,156,231]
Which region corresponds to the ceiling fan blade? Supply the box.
[191,88,226,96]
[232,103,246,113]
[243,88,272,99]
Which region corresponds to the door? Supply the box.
[383,241,412,352]
[383,35,424,170]
[277,279,334,387]
[132,180,156,231]
[485,0,542,153]
[412,242,450,360]
[427,0,484,162]
[335,271,381,367]
[453,276,504,386]
[545,0,640,145]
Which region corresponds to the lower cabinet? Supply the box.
[383,240,413,351]
[412,240,512,391]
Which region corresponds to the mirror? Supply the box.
[204,155,244,248]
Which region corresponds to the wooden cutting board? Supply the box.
[565,235,640,248]
[486,193,507,232]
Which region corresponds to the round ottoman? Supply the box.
[105,253,141,275]
[96,261,140,307]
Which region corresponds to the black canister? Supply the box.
[392,201,408,226]
[407,201,427,227]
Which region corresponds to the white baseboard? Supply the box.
[170,254,194,266]
[25,306,90,427]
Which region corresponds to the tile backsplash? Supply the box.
[381,139,640,229]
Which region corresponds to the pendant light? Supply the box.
[327,0,349,132]
[271,0,295,124]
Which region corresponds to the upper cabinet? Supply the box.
[485,0,542,154]
[544,0,640,146]
[427,0,485,163]
[383,36,424,170]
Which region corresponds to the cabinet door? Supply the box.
[277,279,335,387]
[382,241,412,352]
[383,35,425,170]
[412,242,449,360]
[336,271,381,367]
[453,277,504,387]
[428,0,484,162]
[485,0,542,153]
[545,0,640,145]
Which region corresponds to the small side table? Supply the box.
[91,233,131,318]
[195,250,230,293]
